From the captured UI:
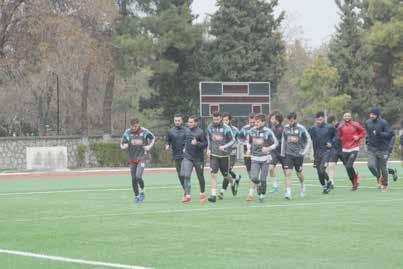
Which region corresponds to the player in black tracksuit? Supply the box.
[327,115,343,186]
[180,115,208,202]
[165,114,187,192]
[268,111,285,193]
[365,107,393,191]
[308,112,337,193]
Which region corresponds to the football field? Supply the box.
[0,163,402,269]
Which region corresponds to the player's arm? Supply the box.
[197,130,208,149]
[144,129,156,151]
[120,130,129,149]
[165,130,172,150]
[263,129,278,152]
[355,121,366,140]
[280,129,286,157]
[300,126,312,156]
[220,125,235,150]
[380,120,392,138]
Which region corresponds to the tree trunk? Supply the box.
[102,68,115,135]
[81,64,91,136]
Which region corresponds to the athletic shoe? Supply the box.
[352,175,360,191]
[246,194,253,202]
[322,186,328,194]
[231,182,238,196]
[208,195,216,203]
[139,192,145,202]
[134,196,141,204]
[377,176,384,191]
[300,184,306,197]
[259,195,266,203]
[269,186,278,193]
[218,192,224,200]
[199,193,206,203]
[382,185,389,193]
[326,181,333,193]
[284,192,292,200]
[392,169,398,182]
[182,195,191,203]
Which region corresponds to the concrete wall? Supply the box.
[0,136,104,170]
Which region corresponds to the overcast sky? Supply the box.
[191,0,340,48]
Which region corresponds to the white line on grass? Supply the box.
[1,160,400,177]
[0,181,402,197]
[2,198,403,223]
[0,248,153,269]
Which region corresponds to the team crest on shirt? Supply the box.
[131,138,143,145]
[287,136,299,142]
[253,137,264,145]
[212,134,224,141]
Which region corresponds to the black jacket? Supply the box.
[308,123,336,157]
[183,127,207,161]
[365,118,392,152]
[165,125,187,160]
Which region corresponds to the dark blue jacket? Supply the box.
[183,127,208,161]
[165,126,187,160]
[308,123,336,157]
[365,118,392,152]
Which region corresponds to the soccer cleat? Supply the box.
[231,182,238,196]
[181,195,191,203]
[392,169,398,182]
[199,193,207,203]
[269,186,278,193]
[322,186,328,194]
[208,195,216,203]
[246,194,253,202]
[139,192,145,202]
[382,185,389,193]
[284,192,292,200]
[134,196,141,204]
[259,195,266,203]
[218,192,224,200]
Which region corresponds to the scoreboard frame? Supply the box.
[199,81,272,118]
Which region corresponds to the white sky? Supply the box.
[191,0,340,48]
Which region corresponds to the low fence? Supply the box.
[0,134,401,171]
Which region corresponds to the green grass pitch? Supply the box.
[0,163,402,269]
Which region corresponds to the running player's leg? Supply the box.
[180,158,193,202]
[130,163,140,202]
[295,157,305,197]
[248,160,260,201]
[135,161,146,202]
[220,155,237,199]
[258,161,269,202]
[367,151,381,187]
[269,153,279,193]
[193,159,206,202]
[377,151,389,191]
[219,156,237,196]
[283,155,293,200]
[208,156,220,202]
[175,158,185,191]
[344,151,359,190]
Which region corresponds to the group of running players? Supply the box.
[120,107,399,204]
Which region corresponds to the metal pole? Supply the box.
[268,82,271,115]
[56,73,60,135]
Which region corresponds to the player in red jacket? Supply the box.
[337,111,366,190]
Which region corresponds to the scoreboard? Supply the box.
[199,81,271,117]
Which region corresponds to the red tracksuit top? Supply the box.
[337,120,366,150]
